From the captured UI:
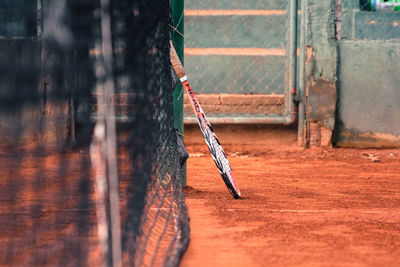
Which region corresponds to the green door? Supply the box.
[183,0,297,123]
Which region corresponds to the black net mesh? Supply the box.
[0,0,189,266]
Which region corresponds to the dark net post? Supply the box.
[172,0,186,186]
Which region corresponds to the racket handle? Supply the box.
[170,41,186,79]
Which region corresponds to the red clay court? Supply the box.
[180,124,400,267]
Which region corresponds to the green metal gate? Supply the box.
[181,0,298,124]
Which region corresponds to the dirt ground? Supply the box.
[1,124,399,266]
[180,124,400,267]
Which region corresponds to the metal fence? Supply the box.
[182,0,298,124]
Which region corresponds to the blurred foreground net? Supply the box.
[0,0,189,266]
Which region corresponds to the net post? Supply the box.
[171,0,186,186]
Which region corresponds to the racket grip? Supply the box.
[170,40,186,79]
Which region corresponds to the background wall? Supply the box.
[0,0,93,150]
[301,0,400,148]
[299,0,338,147]
[2,0,399,148]
[335,0,400,147]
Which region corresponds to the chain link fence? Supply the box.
[182,0,295,121]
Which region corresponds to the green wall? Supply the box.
[336,41,400,147]
[0,0,37,37]
[334,1,400,147]
[299,0,338,147]
[300,0,400,148]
